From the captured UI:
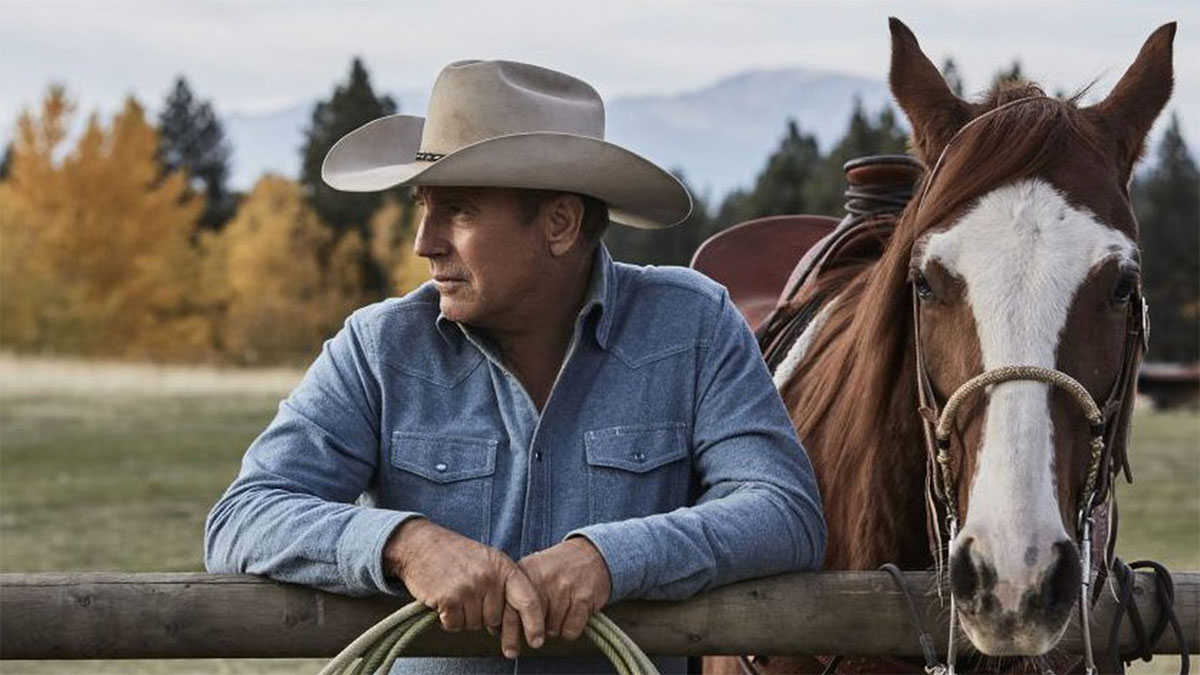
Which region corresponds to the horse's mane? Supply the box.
[782,83,1107,570]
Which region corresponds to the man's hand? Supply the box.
[383,518,544,658]
[513,536,612,648]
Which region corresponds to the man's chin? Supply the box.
[437,298,477,325]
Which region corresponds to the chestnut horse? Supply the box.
[706,17,1175,675]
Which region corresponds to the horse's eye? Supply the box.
[1113,273,1136,304]
[912,269,935,301]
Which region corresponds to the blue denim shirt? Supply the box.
[205,244,825,673]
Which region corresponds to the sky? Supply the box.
[1,0,1196,150]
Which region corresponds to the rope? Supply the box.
[932,365,1107,519]
[935,365,1103,439]
[318,601,661,675]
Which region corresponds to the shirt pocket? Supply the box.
[583,422,690,524]
[388,431,499,543]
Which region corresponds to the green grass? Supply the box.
[1114,409,1200,571]
[0,357,1196,673]
[0,392,281,572]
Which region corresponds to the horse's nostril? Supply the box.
[1038,540,1082,614]
[950,538,980,600]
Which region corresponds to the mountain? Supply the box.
[222,68,896,201]
[607,69,895,198]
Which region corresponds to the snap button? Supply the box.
[533,451,543,461]
[633,452,645,462]
[434,462,448,472]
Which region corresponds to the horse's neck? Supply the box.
[786,303,934,572]
[807,396,932,571]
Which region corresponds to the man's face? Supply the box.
[413,186,548,328]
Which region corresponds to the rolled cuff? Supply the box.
[336,507,425,596]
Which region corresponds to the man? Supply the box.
[205,59,825,674]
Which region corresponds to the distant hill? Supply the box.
[224,67,897,200]
[607,69,894,199]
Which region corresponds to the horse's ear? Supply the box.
[888,17,974,165]
[1088,23,1176,177]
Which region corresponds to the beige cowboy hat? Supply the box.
[321,59,692,229]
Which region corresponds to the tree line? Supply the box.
[1,58,1195,364]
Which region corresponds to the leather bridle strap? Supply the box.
[910,282,1146,675]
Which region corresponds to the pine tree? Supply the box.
[991,60,1025,89]
[300,57,398,299]
[0,142,12,181]
[941,57,966,97]
[802,100,909,217]
[714,103,909,231]
[1133,113,1200,363]
[157,76,234,229]
[716,119,822,227]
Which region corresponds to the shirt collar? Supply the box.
[434,242,617,350]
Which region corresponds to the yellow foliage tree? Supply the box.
[212,175,365,364]
[368,195,429,296]
[0,87,211,360]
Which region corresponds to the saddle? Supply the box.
[689,215,838,330]
[690,155,924,368]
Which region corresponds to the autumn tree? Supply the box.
[207,175,366,364]
[0,87,211,359]
[367,195,429,295]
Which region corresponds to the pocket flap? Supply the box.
[390,431,498,483]
[583,422,688,473]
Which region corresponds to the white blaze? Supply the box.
[919,178,1135,611]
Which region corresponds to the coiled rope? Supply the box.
[317,601,660,675]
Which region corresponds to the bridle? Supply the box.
[909,97,1149,675]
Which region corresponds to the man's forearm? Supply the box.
[205,478,420,597]
[565,479,825,603]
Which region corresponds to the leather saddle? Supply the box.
[689,215,838,330]
[691,156,924,337]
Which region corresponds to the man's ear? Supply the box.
[544,194,585,257]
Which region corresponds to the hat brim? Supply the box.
[321,114,692,229]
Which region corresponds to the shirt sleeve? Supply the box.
[204,310,421,597]
[566,289,827,603]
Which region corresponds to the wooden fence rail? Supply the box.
[0,571,1195,660]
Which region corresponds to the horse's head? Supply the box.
[888,18,1173,655]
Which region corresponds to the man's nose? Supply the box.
[413,215,444,258]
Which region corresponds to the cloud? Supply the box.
[1,0,1195,148]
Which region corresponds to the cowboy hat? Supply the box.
[321,59,692,229]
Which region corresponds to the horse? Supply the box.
[704,17,1175,675]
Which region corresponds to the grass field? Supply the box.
[1,354,1196,673]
